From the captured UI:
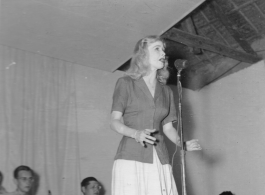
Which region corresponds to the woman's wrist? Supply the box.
[176,139,186,150]
[176,139,181,147]
[131,130,140,142]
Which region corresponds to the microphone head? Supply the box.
[174,59,188,70]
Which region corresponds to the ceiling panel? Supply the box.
[0,0,205,71]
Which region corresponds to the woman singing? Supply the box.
[110,35,201,195]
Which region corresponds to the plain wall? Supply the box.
[73,65,123,195]
[179,60,265,195]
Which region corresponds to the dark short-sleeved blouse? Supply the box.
[111,76,177,165]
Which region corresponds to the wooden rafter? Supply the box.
[228,0,259,34]
[181,16,202,54]
[162,28,262,64]
[209,0,258,55]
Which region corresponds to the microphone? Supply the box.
[174,59,188,70]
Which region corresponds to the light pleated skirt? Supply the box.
[111,147,178,195]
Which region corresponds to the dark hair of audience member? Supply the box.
[219,191,234,195]
[13,165,34,179]
[81,177,98,187]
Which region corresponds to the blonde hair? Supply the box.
[126,35,170,84]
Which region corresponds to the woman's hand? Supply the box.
[185,139,202,151]
[135,129,157,147]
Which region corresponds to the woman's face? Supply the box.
[147,40,166,71]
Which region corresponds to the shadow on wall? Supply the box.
[164,85,222,195]
[99,181,106,195]
[194,90,224,195]
[0,171,7,194]
[163,84,193,195]
[31,171,40,195]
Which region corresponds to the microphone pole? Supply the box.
[174,59,188,195]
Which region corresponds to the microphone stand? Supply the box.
[176,68,187,195]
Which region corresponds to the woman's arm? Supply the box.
[110,111,137,138]
[163,122,202,151]
[163,122,181,146]
[110,111,157,146]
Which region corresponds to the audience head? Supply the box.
[81,177,101,195]
[219,191,234,195]
[13,165,34,194]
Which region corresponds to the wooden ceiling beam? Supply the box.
[209,0,258,55]
[181,16,202,54]
[162,28,262,64]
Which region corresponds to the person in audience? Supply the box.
[219,191,234,195]
[81,177,101,195]
[0,171,7,194]
[2,165,34,195]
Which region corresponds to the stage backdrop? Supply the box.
[0,44,123,195]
